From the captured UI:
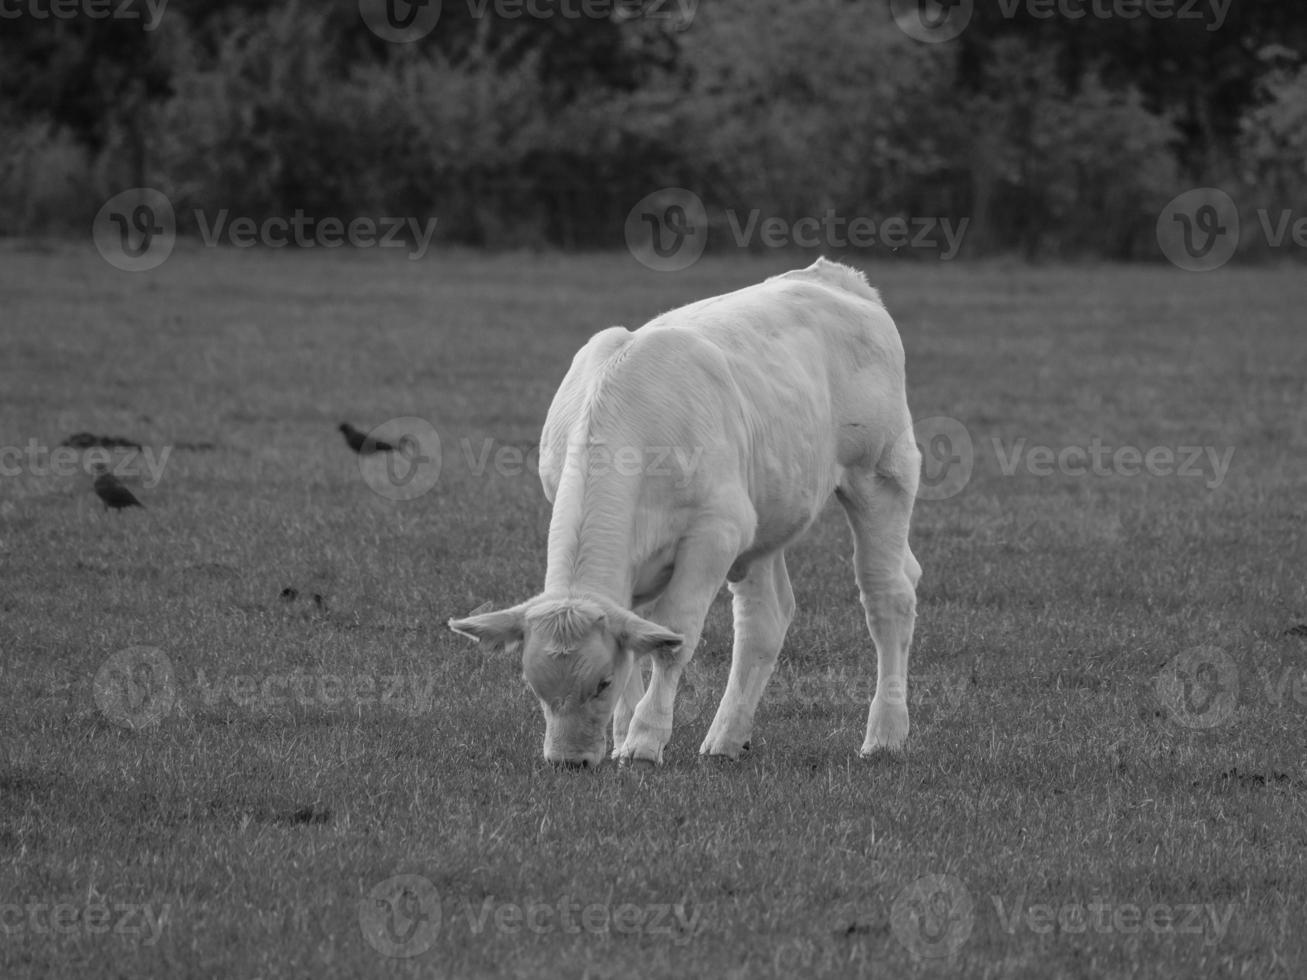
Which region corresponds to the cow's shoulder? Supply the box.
[539,326,634,497]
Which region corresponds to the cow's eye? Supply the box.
[595,678,613,697]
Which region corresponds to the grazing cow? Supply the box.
[449,258,922,767]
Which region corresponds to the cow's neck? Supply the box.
[543,456,638,604]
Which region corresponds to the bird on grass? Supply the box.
[338,422,396,455]
[91,464,143,512]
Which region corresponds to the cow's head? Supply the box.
[448,594,682,767]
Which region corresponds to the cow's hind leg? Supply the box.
[836,468,919,755]
[700,550,794,759]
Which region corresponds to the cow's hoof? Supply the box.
[859,743,907,761]
[616,731,666,766]
[864,700,909,755]
[699,732,750,759]
[619,756,658,772]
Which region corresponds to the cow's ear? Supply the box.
[448,603,528,653]
[618,612,683,661]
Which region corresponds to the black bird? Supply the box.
[92,464,143,512]
[338,422,395,455]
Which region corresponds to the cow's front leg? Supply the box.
[700,549,794,759]
[617,523,740,765]
[611,657,646,759]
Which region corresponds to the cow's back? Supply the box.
[539,259,914,565]
[637,258,911,472]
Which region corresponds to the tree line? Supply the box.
[1,0,1304,259]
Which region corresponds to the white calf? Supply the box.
[450,258,921,766]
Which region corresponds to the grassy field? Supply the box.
[1,241,1304,979]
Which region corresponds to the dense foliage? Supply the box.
[1,0,1304,257]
